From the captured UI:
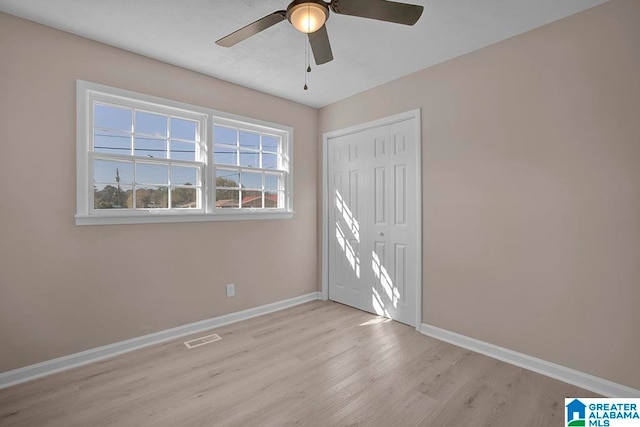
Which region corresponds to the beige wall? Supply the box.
[319,0,640,389]
[0,13,318,372]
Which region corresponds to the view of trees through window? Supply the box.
[94,181,196,209]
[214,177,279,209]
[94,176,278,209]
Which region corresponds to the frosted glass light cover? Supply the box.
[289,3,326,33]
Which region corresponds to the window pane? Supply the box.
[262,135,279,152]
[241,171,262,189]
[265,174,281,191]
[264,191,284,208]
[94,184,132,209]
[241,190,262,208]
[214,145,237,166]
[94,130,130,155]
[239,150,259,168]
[171,117,197,141]
[95,103,131,132]
[262,152,278,170]
[239,131,259,150]
[172,187,197,208]
[136,163,169,185]
[94,159,133,183]
[215,189,239,208]
[214,126,237,145]
[265,191,283,209]
[216,169,239,188]
[136,186,168,208]
[170,140,196,161]
[172,166,198,186]
[135,136,167,159]
[135,111,167,137]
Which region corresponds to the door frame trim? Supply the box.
[321,109,422,329]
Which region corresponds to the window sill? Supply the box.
[75,211,294,226]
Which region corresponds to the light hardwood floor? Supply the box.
[0,301,598,426]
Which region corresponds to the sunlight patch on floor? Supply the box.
[359,317,392,326]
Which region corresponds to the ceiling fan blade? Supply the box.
[330,0,423,26]
[216,11,287,47]
[308,24,333,65]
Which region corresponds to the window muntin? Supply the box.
[76,81,293,225]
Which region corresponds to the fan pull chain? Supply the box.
[303,2,311,91]
[303,31,309,90]
[303,44,308,90]
[306,2,311,74]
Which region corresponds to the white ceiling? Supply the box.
[0,0,608,108]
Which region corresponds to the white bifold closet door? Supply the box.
[328,118,418,326]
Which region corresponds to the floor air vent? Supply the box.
[184,333,222,349]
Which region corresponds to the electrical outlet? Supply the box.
[226,283,235,298]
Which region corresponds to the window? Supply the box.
[76,81,293,225]
[91,102,204,212]
[213,120,288,210]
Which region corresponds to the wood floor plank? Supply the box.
[0,300,599,426]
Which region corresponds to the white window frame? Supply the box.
[76,80,293,226]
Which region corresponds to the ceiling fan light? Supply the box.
[288,2,328,34]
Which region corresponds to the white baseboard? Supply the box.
[0,292,321,389]
[419,323,640,398]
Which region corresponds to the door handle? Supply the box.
[379,232,384,236]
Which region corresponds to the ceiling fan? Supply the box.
[215,0,424,65]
